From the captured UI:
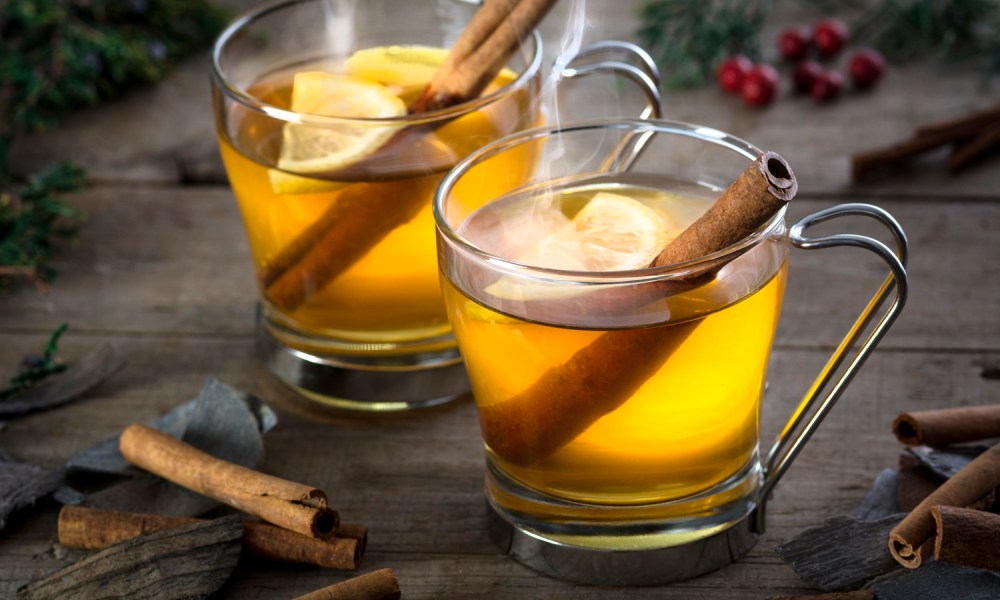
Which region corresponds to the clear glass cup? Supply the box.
[211,0,544,410]
[434,119,908,584]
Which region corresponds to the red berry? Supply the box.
[741,64,779,106]
[811,70,844,102]
[849,48,886,89]
[813,18,848,57]
[778,27,811,61]
[793,60,823,94]
[717,55,753,94]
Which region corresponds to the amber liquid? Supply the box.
[217,55,540,350]
[443,181,787,511]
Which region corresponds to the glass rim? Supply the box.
[210,0,544,127]
[433,118,788,286]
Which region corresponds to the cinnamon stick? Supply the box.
[949,123,1000,172]
[893,404,1000,447]
[57,505,363,570]
[263,0,554,313]
[931,505,1000,571]
[292,568,400,600]
[852,102,1000,181]
[915,102,1000,139]
[888,441,1000,568]
[411,0,558,113]
[263,177,437,312]
[480,152,796,466]
[119,423,339,539]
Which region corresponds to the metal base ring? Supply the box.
[256,319,470,411]
[486,501,760,586]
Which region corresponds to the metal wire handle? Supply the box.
[754,203,909,532]
[559,40,663,172]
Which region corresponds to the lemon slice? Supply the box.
[347,45,450,96]
[269,71,406,193]
[346,45,518,103]
[485,192,669,301]
[522,192,668,271]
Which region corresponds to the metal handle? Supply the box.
[559,41,663,172]
[754,203,909,533]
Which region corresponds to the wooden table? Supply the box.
[1,2,998,598]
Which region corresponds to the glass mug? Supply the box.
[211,0,661,410]
[434,119,907,584]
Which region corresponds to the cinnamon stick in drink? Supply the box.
[119,423,339,539]
[411,0,558,113]
[888,441,1000,568]
[262,0,556,313]
[263,177,437,312]
[892,404,1000,447]
[57,505,363,570]
[480,152,797,466]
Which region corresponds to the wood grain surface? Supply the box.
[1,1,998,598]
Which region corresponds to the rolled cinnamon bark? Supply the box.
[480,152,796,466]
[893,404,1000,447]
[57,505,362,570]
[931,505,1000,571]
[888,441,1000,568]
[292,568,400,600]
[119,423,338,539]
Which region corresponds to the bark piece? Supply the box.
[0,343,126,416]
[0,450,63,530]
[868,560,1000,600]
[18,515,243,599]
[857,467,900,521]
[775,514,904,591]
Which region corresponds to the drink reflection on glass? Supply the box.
[434,120,907,584]
[211,0,543,409]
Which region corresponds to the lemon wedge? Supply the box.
[484,192,668,301]
[269,71,406,193]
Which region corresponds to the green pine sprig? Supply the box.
[0,0,230,291]
[0,323,69,401]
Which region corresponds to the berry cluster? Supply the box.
[717,18,886,107]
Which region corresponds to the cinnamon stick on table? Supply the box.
[892,404,1000,447]
[292,568,400,600]
[58,505,363,570]
[119,423,339,539]
[263,0,557,313]
[852,102,1000,180]
[888,441,1000,568]
[481,152,797,466]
